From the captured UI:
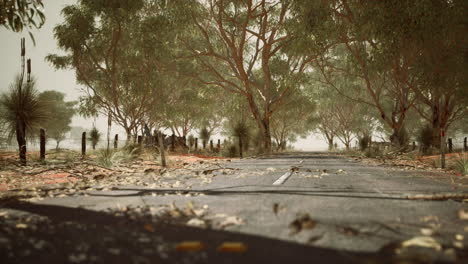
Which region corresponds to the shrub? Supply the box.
[418,125,433,154]
[359,135,371,151]
[88,126,101,150]
[188,135,195,148]
[222,144,238,158]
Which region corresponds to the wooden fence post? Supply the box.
[81,132,86,157]
[158,132,166,167]
[40,128,46,161]
[195,138,198,150]
[171,134,175,151]
[138,135,143,145]
[464,137,467,152]
[440,129,446,169]
[210,140,213,152]
[114,134,118,149]
[217,139,221,150]
[412,141,416,151]
[448,138,453,153]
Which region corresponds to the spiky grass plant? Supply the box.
[233,122,249,158]
[95,145,140,168]
[200,127,210,149]
[454,152,468,175]
[88,126,101,150]
[0,76,47,164]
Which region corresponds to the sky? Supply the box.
[0,1,329,151]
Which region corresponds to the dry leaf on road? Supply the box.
[401,236,442,251]
[217,242,247,253]
[458,209,468,220]
[219,216,245,228]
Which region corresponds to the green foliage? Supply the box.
[0,0,45,43]
[0,76,48,141]
[38,91,76,149]
[88,127,101,150]
[418,125,433,154]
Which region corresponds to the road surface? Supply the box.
[1,152,467,263]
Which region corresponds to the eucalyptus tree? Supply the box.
[38,91,76,149]
[179,0,325,153]
[311,0,467,149]
[1,0,45,43]
[270,89,316,151]
[364,0,468,148]
[47,0,173,140]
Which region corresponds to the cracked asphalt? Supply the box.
[1,152,467,263]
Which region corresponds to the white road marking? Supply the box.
[273,171,293,185]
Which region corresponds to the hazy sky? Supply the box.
[0,1,329,151]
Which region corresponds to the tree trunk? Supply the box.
[16,119,26,165]
[431,105,441,149]
[260,119,272,153]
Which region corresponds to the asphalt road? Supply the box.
[1,152,467,263]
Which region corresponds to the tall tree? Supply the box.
[0,76,47,164]
[181,0,322,152]
[46,0,162,139]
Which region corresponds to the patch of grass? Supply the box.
[95,146,140,168]
[453,153,468,175]
[432,157,442,168]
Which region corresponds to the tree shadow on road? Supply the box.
[0,199,376,264]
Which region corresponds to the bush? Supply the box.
[88,127,101,150]
[188,135,195,148]
[418,125,433,154]
[222,144,238,158]
[359,135,371,151]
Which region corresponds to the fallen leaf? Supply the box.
[340,226,359,236]
[15,223,28,229]
[458,209,468,220]
[143,223,155,232]
[187,218,206,227]
[217,242,247,253]
[273,203,279,215]
[420,228,434,236]
[401,236,441,251]
[453,241,464,249]
[308,234,324,244]
[219,216,244,228]
[176,241,205,252]
[289,213,316,235]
